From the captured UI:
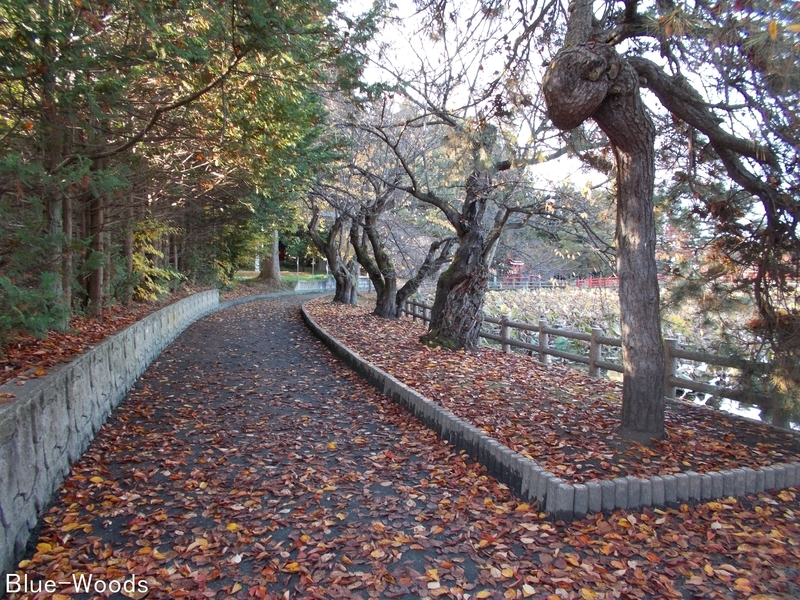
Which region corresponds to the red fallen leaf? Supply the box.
[644,552,660,563]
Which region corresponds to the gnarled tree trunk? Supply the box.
[543,0,665,442]
[395,237,456,315]
[422,171,493,350]
[350,214,397,318]
[308,208,357,305]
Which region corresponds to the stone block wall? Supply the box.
[0,290,219,576]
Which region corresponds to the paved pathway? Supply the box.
[16,295,800,599]
[20,296,546,599]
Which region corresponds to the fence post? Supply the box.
[424,305,431,323]
[589,326,601,377]
[664,338,678,398]
[501,315,511,353]
[538,318,551,365]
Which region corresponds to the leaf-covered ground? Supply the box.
[305,299,800,484]
[10,295,800,599]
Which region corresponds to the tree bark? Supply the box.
[307,208,357,305]
[40,0,68,328]
[258,229,281,282]
[543,1,665,441]
[422,171,493,350]
[87,189,104,318]
[395,237,457,314]
[61,192,72,312]
[347,258,359,305]
[350,216,397,318]
[122,202,134,304]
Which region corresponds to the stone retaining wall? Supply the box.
[0,290,219,577]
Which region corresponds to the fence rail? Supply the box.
[487,274,668,291]
[400,299,768,402]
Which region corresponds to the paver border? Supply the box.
[301,300,800,521]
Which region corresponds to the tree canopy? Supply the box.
[1,0,797,431]
[0,0,378,340]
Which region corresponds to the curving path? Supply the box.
[11,295,799,599]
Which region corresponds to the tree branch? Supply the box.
[88,52,247,161]
[629,56,778,169]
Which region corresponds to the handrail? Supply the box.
[401,299,769,402]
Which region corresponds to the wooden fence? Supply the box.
[400,299,768,402]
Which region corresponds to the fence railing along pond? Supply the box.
[400,299,769,403]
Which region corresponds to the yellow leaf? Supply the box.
[328,442,337,450]
[618,518,631,528]
[581,589,599,600]
[501,568,515,578]
[90,476,104,484]
[704,564,715,576]
[231,583,242,593]
[522,583,536,597]
[370,549,386,559]
[768,20,778,40]
[199,481,208,489]
[787,24,800,33]
[426,568,439,581]
[226,522,238,531]
[342,556,353,565]
[336,512,346,520]
[516,503,531,512]
[476,591,492,599]
[283,561,301,573]
[36,542,52,553]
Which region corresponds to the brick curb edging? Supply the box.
[301,300,800,521]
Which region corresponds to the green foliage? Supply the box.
[131,220,184,302]
[0,274,67,348]
[214,222,260,285]
[0,0,380,335]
